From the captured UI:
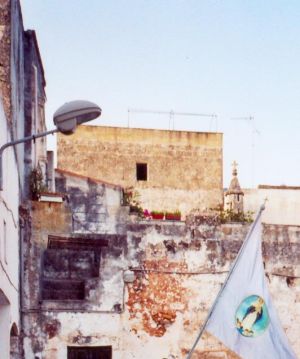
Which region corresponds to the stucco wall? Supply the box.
[0,98,20,359]
[23,30,47,198]
[0,2,47,358]
[55,169,127,234]
[0,0,12,121]
[57,126,223,214]
[0,1,24,355]
[10,0,26,194]
[244,186,300,225]
[23,188,299,359]
[0,0,46,199]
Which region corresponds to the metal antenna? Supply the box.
[209,114,218,132]
[128,108,218,131]
[231,116,260,187]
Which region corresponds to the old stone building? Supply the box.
[57,125,223,216]
[20,168,300,359]
[2,2,300,359]
[23,30,47,198]
[20,126,300,358]
[0,0,47,357]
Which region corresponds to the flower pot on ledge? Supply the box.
[165,213,181,221]
[151,212,164,220]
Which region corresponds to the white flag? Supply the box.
[206,212,297,359]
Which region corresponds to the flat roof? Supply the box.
[81,123,223,136]
[59,124,223,148]
[258,185,300,190]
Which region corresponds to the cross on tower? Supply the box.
[232,161,238,176]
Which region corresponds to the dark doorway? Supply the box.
[68,346,112,359]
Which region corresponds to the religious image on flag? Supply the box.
[203,206,297,359]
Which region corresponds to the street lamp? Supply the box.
[0,100,101,190]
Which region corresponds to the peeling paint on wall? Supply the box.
[22,174,300,358]
[127,259,187,337]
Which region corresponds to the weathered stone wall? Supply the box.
[23,187,300,359]
[0,1,31,358]
[137,187,222,218]
[9,0,27,193]
[57,126,223,214]
[22,175,129,358]
[55,169,127,234]
[0,94,20,359]
[0,0,46,198]
[0,0,26,185]
[23,30,47,198]
[0,0,11,121]
[24,171,128,311]
[0,1,47,358]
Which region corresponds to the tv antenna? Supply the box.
[231,116,260,187]
[128,108,218,131]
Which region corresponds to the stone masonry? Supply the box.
[57,125,223,216]
[22,172,300,359]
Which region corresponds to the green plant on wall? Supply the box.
[213,205,254,224]
[29,166,47,200]
[122,187,144,216]
[165,209,181,216]
[150,210,165,220]
[151,210,164,215]
[165,210,181,220]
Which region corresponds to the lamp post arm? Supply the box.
[0,128,58,191]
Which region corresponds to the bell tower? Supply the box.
[224,161,244,213]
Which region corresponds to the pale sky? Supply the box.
[20,0,300,188]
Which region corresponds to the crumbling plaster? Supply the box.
[0,0,12,121]
[0,1,32,357]
[22,176,300,359]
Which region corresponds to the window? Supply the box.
[68,346,112,359]
[136,163,147,181]
[10,323,19,358]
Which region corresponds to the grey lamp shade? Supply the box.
[53,100,102,135]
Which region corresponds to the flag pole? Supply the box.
[186,203,266,359]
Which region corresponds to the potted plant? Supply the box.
[29,166,47,200]
[143,209,151,219]
[165,210,181,221]
[151,211,164,220]
[122,187,144,217]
